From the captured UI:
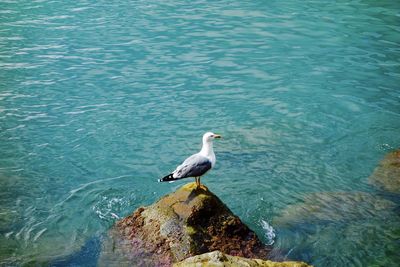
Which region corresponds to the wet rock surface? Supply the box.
[100,183,271,266]
[369,149,400,193]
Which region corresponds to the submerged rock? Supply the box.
[273,191,396,226]
[173,250,312,267]
[100,183,271,266]
[369,149,400,193]
[273,191,400,266]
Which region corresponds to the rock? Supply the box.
[173,250,312,267]
[273,192,396,226]
[369,149,400,193]
[99,182,271,266]
[273,191,400,266]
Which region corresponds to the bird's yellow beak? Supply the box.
[214,134,222,139]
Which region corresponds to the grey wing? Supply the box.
[173,153,212,179]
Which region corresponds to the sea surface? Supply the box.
[1,0,399,266]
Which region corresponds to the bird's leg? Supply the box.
[195,177,200,188]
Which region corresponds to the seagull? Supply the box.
[158,132,221,188]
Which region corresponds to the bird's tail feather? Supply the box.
[158,173,178,182]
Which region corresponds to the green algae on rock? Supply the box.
[99,182,271,266]
[173,250,312,267]
[368,149,400,194]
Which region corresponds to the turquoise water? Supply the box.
[1,0,399,266]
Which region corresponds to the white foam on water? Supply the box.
[260,219,276,246]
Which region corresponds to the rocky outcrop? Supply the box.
[100,182,272,266]
[173,251,312,267]
[369,149,400,193]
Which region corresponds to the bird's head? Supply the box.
[203,132,222,143]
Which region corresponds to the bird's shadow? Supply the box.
[184,186,208,204]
